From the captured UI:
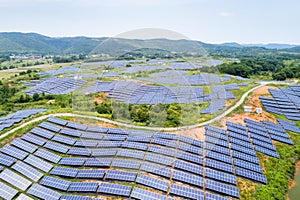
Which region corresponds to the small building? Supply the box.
[244,106,252,113]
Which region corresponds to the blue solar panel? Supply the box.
[105,170,137,182]
[92,148,117,157]
[59,157,86,166]
[85,158,112,167]
[205,158,234,174]
[74,139,98,147]
[11,138,37,153]
[50,166,78,178]
[1,145,28,160]
[12,161,43,182]
[24,155,53,173]
[39,122,61,133]
[76,169,105,179]
[145,152,174,166]
[172,169,204,187]
[31,127,54,139]
[233,158,263,173]
[232,150,259,164]
[60,128,82,137]
[0,182,18,200]
[206,168,237,185]
[34,148,61,163]
[140,162,172,178]
[43,141,69,154]
[22,133,46,146]
[27,184,61,200]
[98,183,132,197]
[206,178,239,198]
[136,174,169,192]
[177,151,204,165]
[40,176,70,191]
[131,187,166,200]
[170,184,204,200]
[68,147,92,156]
[47,117,68,126]
[68,182,99,192]
[0,153,16,166]
[236,167,267,184]
[206,150,232,164]
[52,134,76,145]
[174,159,204,175]
[117,149,145,160]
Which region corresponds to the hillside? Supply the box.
[0,32,299,56]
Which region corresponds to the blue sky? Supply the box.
[0,0,299,44]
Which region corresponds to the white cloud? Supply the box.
[219,11,234,17]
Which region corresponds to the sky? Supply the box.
[0,0,299,44]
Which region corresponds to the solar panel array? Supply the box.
[0,109,46,132]
[23,77,87,95]
[3,116,290,199]
[0,116,245,199]
[81,80,245,109]
[260,86,300,121]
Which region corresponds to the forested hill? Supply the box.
[0,32,299,56]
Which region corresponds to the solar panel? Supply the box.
[117,149,145,160]
[0,169,31,191]
[105,170,137,181]
[205,168,237,185]
[136,174,169,192]
[68,147,92,156]
[27,184,61,200]
[40,176,70,191]
[76,169,105,179]
[254,146,280,158]
[172,169,204,187]
[47,117,68,126]
[206,143,231,155]
[43,141,69,154]
[12,161,43,182]
[233,158,263,173]
[122,141,149,151]
[50,166,78,178]
[85,158,112,167]
[205,150,232,164]
[205,158,234,174]
[24,155,53,173]
[174,159,203,175]
[52,134,76,145]
[177,142,203,155]
[176,151,204,165]
[111,159,141,170]
[74,140,98,147]
[98,141,122,148]
[230,143,256,156]
[0,153,16,166]
[60,128,82,137]
[232,150,260,164]
[206,192,230,200]
[0,181,18,200]
[31,127,54,139]
[1,145,28,160]
[66,122,87,131]
[145,152,174,166]
[169,184,204,200]
[68,182,99,192]
[235,167,267,184]
[39,122,61,132]
[140,162,172,178]
[59,157,86,166]
[206,178,239,198]
[60,195,94,200]
[15,194,34,200]
[131,187,166,200]
[22,133,46,146]
[98,183,132,197]
[92,148,117,157]
[34,148,61,163]
[11,138,37,153]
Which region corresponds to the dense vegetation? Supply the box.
[218,58,300,80]
[253,130,300,200]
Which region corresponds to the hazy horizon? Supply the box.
[0,0,299,44]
